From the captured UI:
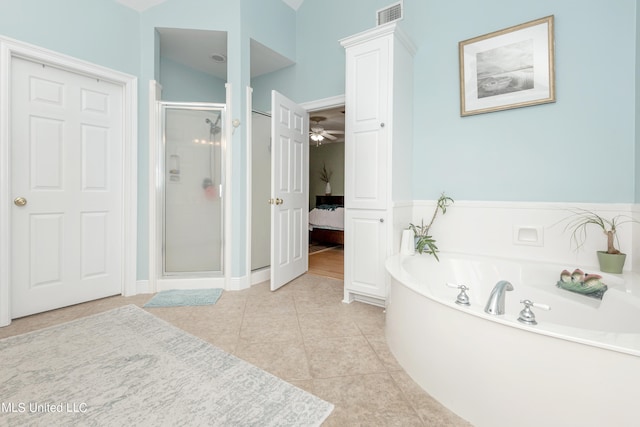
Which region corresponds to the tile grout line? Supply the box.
[293,290,323,386]
[386,367,430,426]
[230,291,250,356]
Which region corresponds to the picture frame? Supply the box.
[459,15,555,116]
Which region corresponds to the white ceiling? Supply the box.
[250,39,295,79]
[157,28,227,79]
[116,0,304,12]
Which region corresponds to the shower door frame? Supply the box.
[151,97,229,291]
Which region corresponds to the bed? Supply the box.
[309,195,344,245]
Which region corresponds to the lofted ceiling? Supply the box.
[156,28,294,80]
[127,1,298,80]
[114,0,304,79]
[115,0,338,146]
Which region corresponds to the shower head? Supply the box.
[205,115,221,125]
[205,115,222,134]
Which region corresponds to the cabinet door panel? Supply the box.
[345,36,389,210]
[352,130,385,202]
[344,210,388,298]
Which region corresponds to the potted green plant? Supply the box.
[408,193,454,261]
[563,208,638,274]
[319,163,332,195]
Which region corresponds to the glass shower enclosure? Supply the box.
[161,103,225,276]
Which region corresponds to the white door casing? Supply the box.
[0,37,137,326]
[270,91,309,291]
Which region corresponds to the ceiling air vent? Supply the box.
[377,1,403,26]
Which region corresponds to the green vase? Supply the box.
[597,251,626,274]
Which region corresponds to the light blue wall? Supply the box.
[0,0,139,74]
[2,0,638,281]
[235,0,296,275]
[406,0,637,203]
[250,67,295,113]
[251,0,390,109]
[159,56,226,103]
[295,0,395,101]
[281,0,639,204]
[242,0,296,61]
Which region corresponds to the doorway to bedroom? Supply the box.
[250,104,345,282]
[307,105,345,280]
[308,246,344,280]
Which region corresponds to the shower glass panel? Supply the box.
[162,104,224,276]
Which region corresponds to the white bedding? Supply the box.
[309,207,344,230]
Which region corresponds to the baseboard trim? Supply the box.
[135,280,152,294]
[250,268,270,286]
[228,275,250,291]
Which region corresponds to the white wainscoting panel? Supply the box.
[411,200,637,273]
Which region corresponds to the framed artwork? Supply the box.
[459,15,555,116]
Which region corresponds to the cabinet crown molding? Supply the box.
[339,22,417,55]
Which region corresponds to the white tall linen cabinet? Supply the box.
[340,23,415,305]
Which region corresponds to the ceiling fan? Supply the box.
[309,116,344,145]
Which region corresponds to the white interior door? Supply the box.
[10,57,123,318]
[270,91,309,291]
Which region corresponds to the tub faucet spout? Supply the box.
[484,280,514,315]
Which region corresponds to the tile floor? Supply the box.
[0,274,471,426]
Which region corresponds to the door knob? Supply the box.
[14,197,27,206]
[276,198,283,205]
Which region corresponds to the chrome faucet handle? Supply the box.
[446,283,470,306]
[523,299,551,311]
[518,299,551,325]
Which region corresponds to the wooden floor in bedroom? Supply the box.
[308,245,344,280]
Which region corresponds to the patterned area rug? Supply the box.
[143,288,223,308]
[0,305,333,426]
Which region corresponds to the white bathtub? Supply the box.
[385,252,640,427]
